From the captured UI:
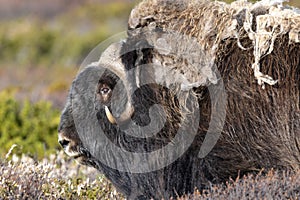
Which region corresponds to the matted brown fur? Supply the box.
[129,0,300,87]
[128,0,300,175]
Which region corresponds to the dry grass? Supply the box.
[1,152,299,199]
[0,152,123,199]
[179,170,300,199]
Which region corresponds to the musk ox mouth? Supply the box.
[59,145,83,159]
[58,131,94,164]
[63,149,83,159]
[58,134,81,158]
[58,135,94,165]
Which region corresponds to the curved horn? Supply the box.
[105,106,116,124]
[98,41,135,124]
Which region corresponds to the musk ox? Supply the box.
[58,0,300,199]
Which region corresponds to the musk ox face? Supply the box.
[58,93,98,168]
[91,36,203,157]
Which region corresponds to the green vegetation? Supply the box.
[0,90,60,159]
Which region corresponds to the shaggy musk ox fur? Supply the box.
[58,0,300,199]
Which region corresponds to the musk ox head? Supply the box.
[58,29,227,199]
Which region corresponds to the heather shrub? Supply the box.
[0,153,122,199]
[0,153,298,199]
[180,169,300,199]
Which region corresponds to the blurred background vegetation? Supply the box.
[0,0,135,159]
[0,0,299,159]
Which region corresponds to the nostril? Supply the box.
[59,139,70,149]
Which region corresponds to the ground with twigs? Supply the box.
[1,151,299,199]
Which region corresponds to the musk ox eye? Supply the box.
[100,87,111,95]
[97,83,112,96]
[97,83,113,104]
